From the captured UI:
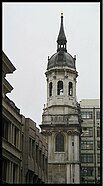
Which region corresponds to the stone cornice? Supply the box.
[45,67,78,77]
[43,104,78,110]
[2,77,13,95]
[48,161,80,164]
[2,99,22,124]
[2,138,22,161]
[2,51,16,75]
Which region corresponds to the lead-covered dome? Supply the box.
[47,51,75,70]
[47,13,76,71]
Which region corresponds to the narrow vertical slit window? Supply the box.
[69,82,73,96]
[49,82,52,97]
[32,140,35,159]
[29,138,31,157]
[57,81,63,95]
[2,158,7,183]
[13,163,17,183]
[2,117,9,141]
[36,145,38,165]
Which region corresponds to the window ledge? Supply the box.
[54,151,65,153]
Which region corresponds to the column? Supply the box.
[64,75,67,95]
[18,130,21,150]
[48,135,52,161]
[74,78,76,98]
[67,164,74,184]
[47,80,49,102]
[74,135,79,161]
[11,162,13,183]
[66,164,70,183]
[16,165,19,183]
[74,164,80,183]
[6,160,9,183]
[10,124,12,144]
[53,78,57,104]
[8,123,11,143]
[70,164,73,184]
[68,135,73,162]
[9,161,12,183]
[12,125,15,145]
[64,76,67,104]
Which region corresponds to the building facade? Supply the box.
[2,51,22,183]
[2,51,48,184]
[80,99,100,184]
[40,13,81,184]
[21,116,48,184]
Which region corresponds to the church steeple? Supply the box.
[57,13,67,52]
[41,13,81,184]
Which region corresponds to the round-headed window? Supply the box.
[49,82,52,97]
[57,81,63,95]
[55,133,64,152]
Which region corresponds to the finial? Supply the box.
[74,55,76,60]
[57,12,67,52]
[61,12,63,16]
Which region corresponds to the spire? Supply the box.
[57,13,67,52]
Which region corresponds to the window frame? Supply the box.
[97,154,100,163]
[81,111,93,119]
[2,116,9,141]
[97,127,100,137]
[49,82,52,97]
[97,141,100,150]
[57,81,63,95]
[82,127,93,137]
[55,132,65,152]
[96,111,100,119]
[81,154,93,163]
[81,141,93,150]
[81,167,94,176]
[68,82,73,96]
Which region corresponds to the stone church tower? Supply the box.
[40,13,81,184]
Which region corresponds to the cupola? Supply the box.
[47,13,76,70]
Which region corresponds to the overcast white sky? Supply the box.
[3,2,100,129]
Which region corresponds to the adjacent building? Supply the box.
[40,13,82,184]
[2,51,48,184]
[80,99,100,184]
[21,116,48,184]
[2,51,22,183]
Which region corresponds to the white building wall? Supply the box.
[74,164,80,183]
[46,68,77,108]
[74,135,79,161]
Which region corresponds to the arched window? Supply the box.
[55,133,64,152]
[57,81,63,95]
[69,82,73,96]
[49,82,52,97]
